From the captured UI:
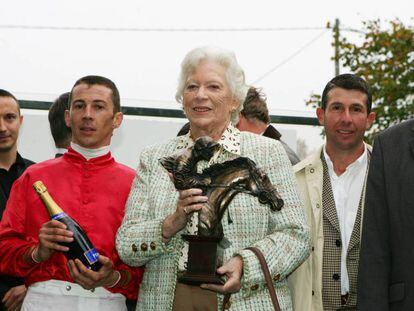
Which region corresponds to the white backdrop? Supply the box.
[18,109,299,169]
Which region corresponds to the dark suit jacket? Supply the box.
[0,153,34,310]
[262,124,282,140]
[358,119,414,310]
[0,155,34,218]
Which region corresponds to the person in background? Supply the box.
[236,86,300,165]
[48,92,71,158]
[358,118,414,310]
[0,89,34,311]
[116,46,309,310]
[0,76,143,311]
[288,74,375,310]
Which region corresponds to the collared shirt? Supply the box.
[323,144,368,295]
[177,123,241,271]
[0,153,28,199]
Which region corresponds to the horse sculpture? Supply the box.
[160,136,284,239]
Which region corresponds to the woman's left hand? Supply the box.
[200,256,243,294]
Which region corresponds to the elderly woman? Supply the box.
[116,46,310,310]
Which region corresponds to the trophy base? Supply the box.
[178,272,224,286]
[179,234,224,285]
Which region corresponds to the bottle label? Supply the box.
[84,248,100,265]
[51,212,67,220]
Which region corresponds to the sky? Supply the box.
[0,0,412,152]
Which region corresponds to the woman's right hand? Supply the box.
[162,188,208,242]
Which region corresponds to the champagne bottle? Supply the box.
[33,180,102,271]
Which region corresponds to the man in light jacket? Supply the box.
[288,74,375,310]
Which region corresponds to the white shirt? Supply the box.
[323,144,368,295]
[70,142,110,160]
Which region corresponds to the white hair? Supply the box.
[175,46,249,124]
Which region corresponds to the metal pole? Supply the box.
[334,18,340,76]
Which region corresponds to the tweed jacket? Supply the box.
[288,144,371,311]
[116,130,310,311]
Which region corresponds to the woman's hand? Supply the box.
[200,256,244,294]
[162,188,207,241]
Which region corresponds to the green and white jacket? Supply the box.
[116,125,310,311]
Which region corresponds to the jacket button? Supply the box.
[311,246,315,251]
[335,239,341,247]
[312,290,314,296]
[333,273,340,280]
[250,284,259,291]
[66,285,71,291]
[310,168,315,173]
[316,203,320,208]
[150,242,156,250]
[141,243,148,251]
[273,273,280,281]
[131,244,138,252]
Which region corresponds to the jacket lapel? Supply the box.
[321,153,341,233]
[347,203,362,252]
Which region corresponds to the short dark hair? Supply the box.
[321,73,372,113]
[69,75,121,113]
[48,92,71,148]
[0,89,20,114]
[240,87,270,124]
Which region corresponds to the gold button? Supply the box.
[224,300,231,309]
[131,244,138,252]
[140,243,148,251]
[250,284,259,291]
[273,273,280,281]
[150,242,156,250]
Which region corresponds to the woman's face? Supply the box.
[183,59,238,139]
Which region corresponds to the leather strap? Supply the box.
[245,247,281,311]
[221,248,281,311]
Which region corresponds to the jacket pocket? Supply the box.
[389,282,405,303]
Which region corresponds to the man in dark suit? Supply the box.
[358,119,414,310]
[0,89,34,311]
[48,92,71,158]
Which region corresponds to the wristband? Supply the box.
[31,247,41,264]
[107,271,121,288]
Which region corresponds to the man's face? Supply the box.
[65,83,122,149]
[317,87,375,152]
[0,96,23,153]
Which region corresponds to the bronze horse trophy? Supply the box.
[160,136,284,284]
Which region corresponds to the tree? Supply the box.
[308,19,414,142]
